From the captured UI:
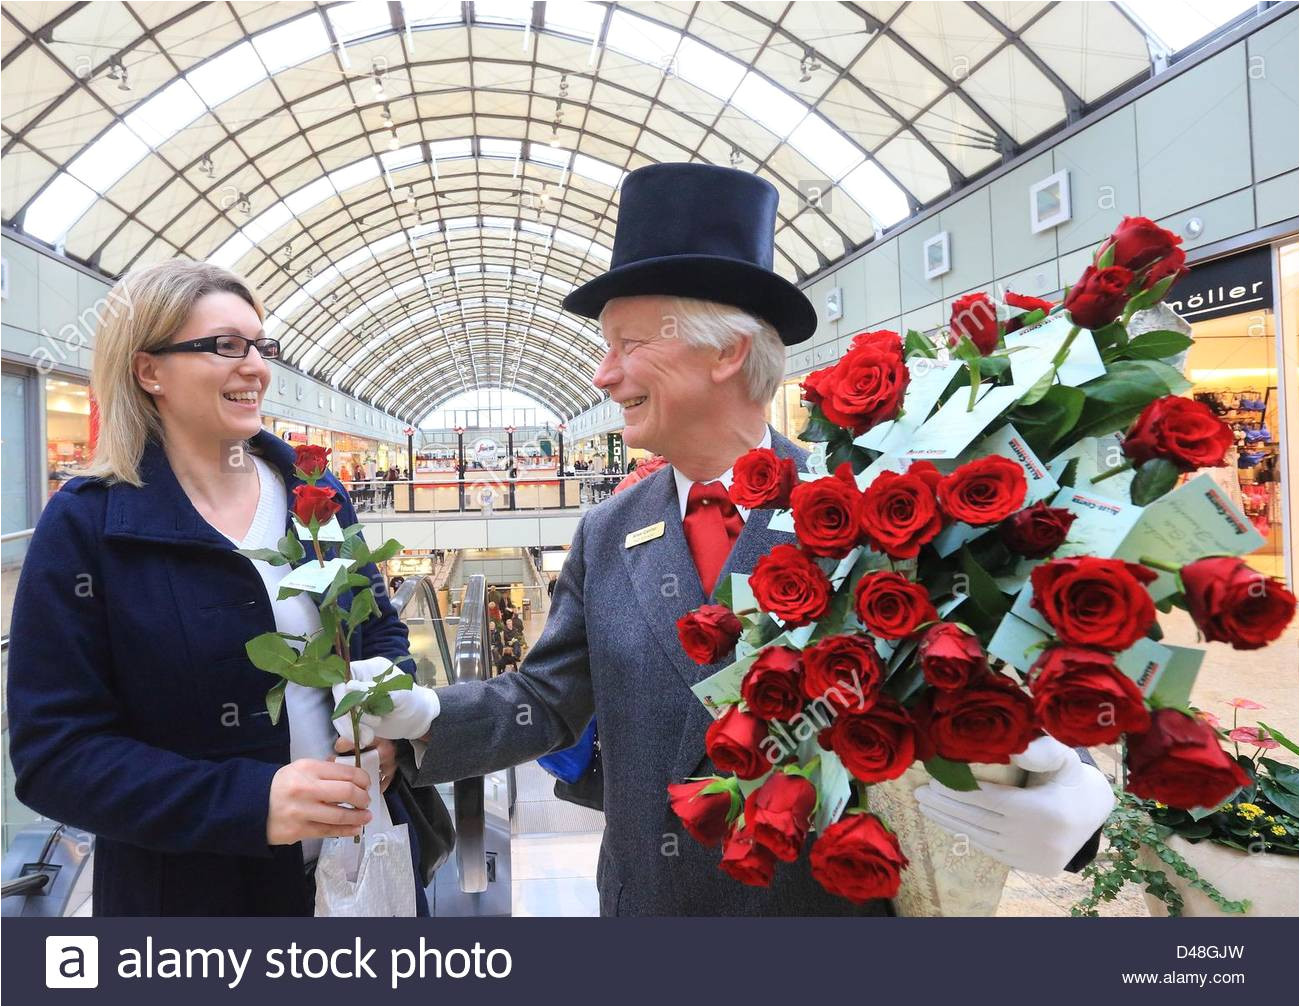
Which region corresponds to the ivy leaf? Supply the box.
[924,756,979,791]
[1130,458,1180,506]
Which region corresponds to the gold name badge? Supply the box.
[625,521,665,549]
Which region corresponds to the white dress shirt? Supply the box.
[671,426,772,522]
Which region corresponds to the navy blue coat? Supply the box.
[7,430,425,916]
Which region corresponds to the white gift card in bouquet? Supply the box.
[294,515,345,542]
[279,556,353,594]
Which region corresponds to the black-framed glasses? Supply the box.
[149,334,281,359]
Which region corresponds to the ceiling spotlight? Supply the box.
[371,61,386,100]
[106,56,130,90]
[405,186,417,205]
[388,128,400,151]
[199,154,215,179]
[236,193,251,215]
[381,103,393,129]
[729,147,742,168]
[799,48,821,83]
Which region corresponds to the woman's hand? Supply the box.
[334,735,397,792]
[265,759,372,846]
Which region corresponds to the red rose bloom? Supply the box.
[1000,501,1077,559]
[741,646,805,721]
[1028,646,1150,747]
[731,447,798,510]
[857,465,943,559]
[292,484,341,525]
[790,463,862,558]
[801,634,884,713]
[936,455,1027,526]
[293,444,331,479]
[1063,264,1135,330]
[914,674,1039,764]
[704,706,771,780]
[719,822,776,888]
[822,696,918,783]
[1181,557,1298,651]
[1029,556,1156,651]
[800,331,908,435]
[1103,216,1187,288]
[1122,396,1234,472]
[749,544,832,627]
[667,779,734,847]
[917,622,987,691]
[949,292,1000,356]
[854,571,937,640]
[809,812,907,903]
[676,604,743,665]
[744,772,817,862]
[1125,708,1250,810]
[1004,291,1056,313]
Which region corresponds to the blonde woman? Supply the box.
[7,260,439,915]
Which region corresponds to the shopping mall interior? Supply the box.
[1,1,1296,921]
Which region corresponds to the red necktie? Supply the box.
[683,481,745,595]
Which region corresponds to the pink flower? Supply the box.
[1227,726,1279,750]
[1196,710,1222,729]
[1229,697,1265,710]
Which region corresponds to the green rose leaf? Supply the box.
[245,632,299,675]
[303,629,335,661]
[277,531,305,564]
[904,328,937,359]
[797,407,840,443]
[348,589,377,628]
[365,539,403,566]
[1123,330,1194,360]
[331,687,368,721]
[1130,458,1180,505]
[265,680,287,725]
[924,755,979,792]
[235,547,289,566]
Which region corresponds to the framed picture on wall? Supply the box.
[1030,169,1071,233]
[923,231,950,280]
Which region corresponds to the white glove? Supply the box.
[331,655,440,744]
[912,735,1115,876]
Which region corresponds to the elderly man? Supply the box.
[343,163,1114,916]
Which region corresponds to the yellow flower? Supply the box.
[1271,825,1286,836]
[1153,801,1166,809]
[1236,803,1265,820]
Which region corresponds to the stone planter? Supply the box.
[1137,834,1299,917]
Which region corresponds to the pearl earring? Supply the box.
[153,384,161,391]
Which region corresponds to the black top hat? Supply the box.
[562,163,816,345]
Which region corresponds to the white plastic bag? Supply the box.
[314,749,417,917]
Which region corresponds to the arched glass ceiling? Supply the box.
[2,1,1209,422]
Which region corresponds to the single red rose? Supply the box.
[790,463,862,558]
[1102,216,1187,288]
[1063,264,1135,329]
[749,544,832,627]
[1028,645,1150,746]
[1122,396,1234,472]
[801,331,908,435]
[937,455,1027,526]
[741,646,805,721]
[917,622,988,691]
[719,822,776,887]
[1125,708,1250,810]
[292,483,341,525]
[913,674,1040,764]
[744,772,817,862]
[667,779,734,847]
[293,444,331,479]
[801,634,884,713]
[822,696,918,783]
[857,466,943,559]
[676,604,743,665]
[949,292,1000,356]
[1029,556,1156,651]
[614,454,669,493]
[854,571,938,640]
[1000,501,1077,559]
[1005,291,1056,313]
[731,447,798,510]
[704,706,771,780]
[1181,556,1298,650]
[809,812,907,903]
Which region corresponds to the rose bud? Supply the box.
[1004,291,1056,314]
[1028,646,1150,747]
[800,330,909,435]
[810,812,908,903]
[1125,708,1250,810]
[948,291,999,355]
[1181,556,1298,651]
[704,706,771,780]
[821,696,918,783]
[667,779,735,847]
[731,447,798,510]
[853,571,937,640]
[741,646,805,721]
[790,464,863,558]
[936,455,1028,526]
[676,604,743,665]
[719,822,776,888]
[293,444,331,479]
[292,484,341,525]
[917,623,988,691]
[1030,555,1157,651]
[1122,396,1234,472]
[744,772,817,862]
[1101,216,1187,288]
[1062,264,1134,330]
[750,544,832,627]
[801,633,884,713]
[857,465,943,559]
[1000,501,1077,559]
[913,674,1039,764]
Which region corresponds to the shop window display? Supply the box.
[45,376,92,497]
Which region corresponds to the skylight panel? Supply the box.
[483,215,517,231]
[730,72,806,139]
[402,0,463,27]
[544,1,604,40]
[335,246,375,273]
[1121,0,1255,51]
[788,114,865,181]
[328,1,394,43]
[124,79,205,148]
[480,137,522,160]
[370,232,406,258]
[252,13,332,75]
[429,138,473,160]
[473,1,531,26]
[605,10,680,63]
[528,142,570,169]
[186,42,265,107]
[329,156,381,193]
[284,176,336,216]
[208,230,255,269]
[675,37,745,101]
[67,123,148,193]
[242,201,293,242]
[838,160,910,229]
[381,145,424,173]
[23,173,98,245]
[572,152,622,187]
[444,216,477,229]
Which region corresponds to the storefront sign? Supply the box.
[1165,246,1274,323]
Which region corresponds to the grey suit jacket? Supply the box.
[414,428,886,916]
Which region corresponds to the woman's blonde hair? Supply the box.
[86,259,264,486]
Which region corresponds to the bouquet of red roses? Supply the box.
[670,216,1297,904]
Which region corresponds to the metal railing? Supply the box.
[448,574,491,894]
[343,472,626,514]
